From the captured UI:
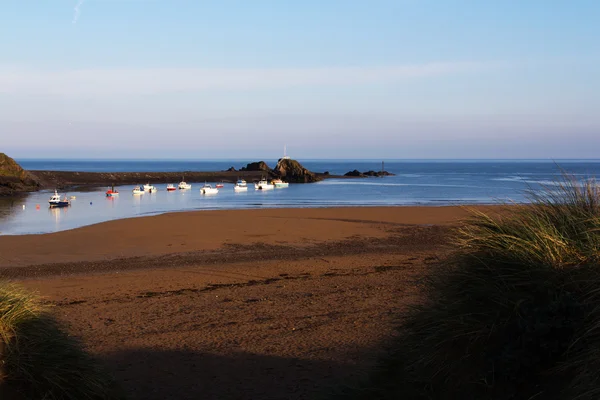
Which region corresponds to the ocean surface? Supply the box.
[1,159,600,235]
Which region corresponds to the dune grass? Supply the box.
[0,282,121,399]
[357,175,600,399]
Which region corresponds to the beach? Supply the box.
[0,206,486,399]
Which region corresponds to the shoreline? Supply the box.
[0,202,504,237]
[0,205,500,271]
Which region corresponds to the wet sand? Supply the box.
[0,206,496,399]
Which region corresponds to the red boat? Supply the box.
[216,183,224,188]
[166,184,177,191]
[106,185,119,197]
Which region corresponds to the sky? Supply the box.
[1,0,599,159]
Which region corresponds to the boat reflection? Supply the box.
[49,205,69,231]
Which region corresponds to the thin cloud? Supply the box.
[0,62,490,96]
[72,0,85,24]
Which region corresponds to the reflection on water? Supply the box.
[49,206,70,232]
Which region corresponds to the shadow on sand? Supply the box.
[102,348,364,400]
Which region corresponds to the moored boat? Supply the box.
[166,184,177,191]
[106,184,119,197]
[216,183,224,189]
[271,179,289,188]
[132,186,144,195]
[178,180,192,190]
[254,178,274,190]
[48,190,71,207]
[143,183,157,192]
[200,183,219,194]
[234,179,248,192]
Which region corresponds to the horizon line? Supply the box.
[14,157,600,162]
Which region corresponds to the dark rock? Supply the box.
[363,170,395,177]
[344,170,365,177]
[240,161,270,172]
[363,171,394,176]
[344,169,395,178]
[272,158,321,183]
[226,167,237,172]
[323,171,330,176]
[0,153,41,196]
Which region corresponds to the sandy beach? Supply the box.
[0,206,491,399]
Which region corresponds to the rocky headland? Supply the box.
[0,153,41,196]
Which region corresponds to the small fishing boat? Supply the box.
[178,180,192,190]
[200,183,219,194]
[254,178,274,190]
[132,186,144,195]
[143,183,157,192]
[271,179,289,188]
[216,183,224,189]
[48,190,71,207]
[166,184,177,191]
[106,184,119,197]
[234,179,248,192]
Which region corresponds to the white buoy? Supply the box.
[22,205,25,209]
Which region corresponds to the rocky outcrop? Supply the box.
[0,153,40,196]
[344,170,364,177]
[344,169,395,178]
[240,161,270,172]
[363,170,395,177]
[272,158,321,183]
[226,167,237,172]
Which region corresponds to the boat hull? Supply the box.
[234,186,248,192]
[274,183,289,188]
[49,201,70,207]
[255,184,275,190]
[201,189,219,194]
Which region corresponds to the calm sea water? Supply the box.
[1,159,599,235]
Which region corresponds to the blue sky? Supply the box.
[1,0,599,159]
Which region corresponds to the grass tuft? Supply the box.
[0,282,122,399]
[358,174,600,399]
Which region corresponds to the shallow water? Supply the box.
[2,160,599,235]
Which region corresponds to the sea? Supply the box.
[1,159,600,235]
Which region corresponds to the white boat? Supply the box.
[200,183,219,194]
[132,186,144,195]
[48,190,71,207]
[166,184,177,191]
[143,183,157,192]
[178,181,192,190]
[254,178,274,190]
[234,179,248,192]
[271,179,289,188]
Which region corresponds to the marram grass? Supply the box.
[0,282,121,399]
[357,175,600,399]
